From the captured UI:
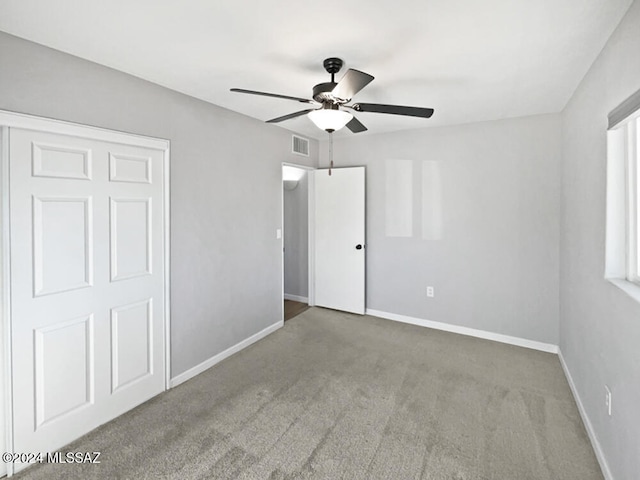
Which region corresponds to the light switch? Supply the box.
[276,229,282,239]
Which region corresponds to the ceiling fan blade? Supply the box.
[352,103,434,118]
[331,69,375,101]
[346,116,368,133]
[266,109,315,123]
[230,88,314,104]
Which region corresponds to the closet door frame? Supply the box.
[0,110,171,477]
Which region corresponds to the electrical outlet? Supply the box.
[426,286,434,298]
[605,385,612,416]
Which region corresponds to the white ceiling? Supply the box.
[0,0,633,139]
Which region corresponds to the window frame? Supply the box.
[605,104,640,302]
[627,116,639,285]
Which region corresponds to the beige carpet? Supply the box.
[15,307,602,479]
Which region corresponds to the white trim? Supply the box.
[170,320,284,388]
[365,309,559,354]
[558,350,614,480]
[606,278,640,303]
[284,294,308,303]
[163,145,172,390]
[280,165,285,323]
[1,126,13,477]
[626,118,639,284]
[307,170,316,307]
[282,162,315,171]
[0,110,169,150]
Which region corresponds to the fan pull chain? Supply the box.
[328,131,333,176]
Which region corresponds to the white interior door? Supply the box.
[8,126,166,471]
[313,167,365,314]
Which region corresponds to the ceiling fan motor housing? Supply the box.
[313,82,338,103]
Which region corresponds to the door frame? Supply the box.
[307,169,316,308]
[1,126,10,478]
[0,110,171,476]
[281,162,316,321]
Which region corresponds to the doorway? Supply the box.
[282,164,311,321]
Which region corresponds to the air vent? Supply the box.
[292,135,309,156]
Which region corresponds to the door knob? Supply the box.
[355,244,363,250]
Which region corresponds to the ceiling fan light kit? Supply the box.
[231,57,435,134]
[308,107,353,132]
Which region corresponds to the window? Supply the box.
[606,90,640,300]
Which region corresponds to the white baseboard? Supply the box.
[170,320,283,388]
[284,293,308,303]
[558,350,613,480]
[365,309,558,354]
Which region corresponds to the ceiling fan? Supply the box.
[231,57,434,134]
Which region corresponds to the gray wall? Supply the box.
[0,32,318,377]
[320,114,562,345]
[560,2,640,478]
[283,170,309,299]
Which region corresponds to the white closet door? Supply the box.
[9,127,166,470]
